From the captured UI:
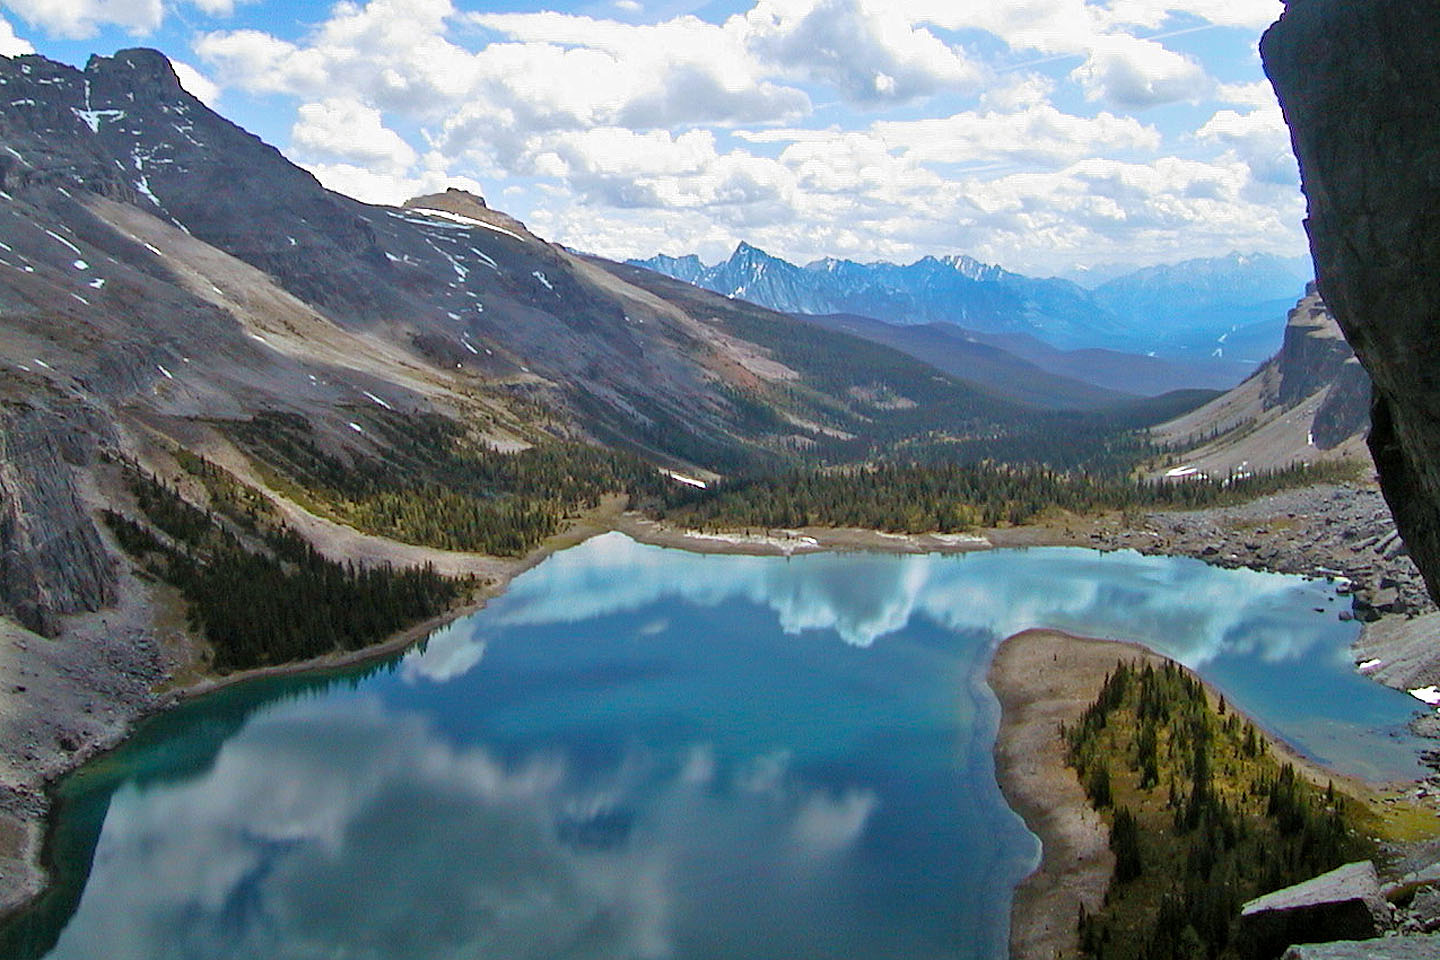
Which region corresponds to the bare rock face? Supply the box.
[1271,285,1371,449]
[1281,934,1440,960]
[1237,861,1393,959]
[1262,1,1440,605]
[0,404,115,635]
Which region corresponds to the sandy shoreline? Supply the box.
[989,630,1167,960]
[987,628,1398,960]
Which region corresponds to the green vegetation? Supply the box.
[174,447,281,532]
[229,410,667,555]
[613,267,1211,476]
[1064,660,1374,960]
[105,463,464,672]
[652,459,1361,533]
[209,393,1358,562]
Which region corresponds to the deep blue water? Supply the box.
[2,536,1426,960]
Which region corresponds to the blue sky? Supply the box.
[0,0,1302,276]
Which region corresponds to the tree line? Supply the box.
[105,463,464,672]
[1063,659,1370,960]
[651,459,1360,534]
[229,409,668,556]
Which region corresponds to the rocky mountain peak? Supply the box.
[730,240,770,263]
[404,187,487,216]
[83,48,185,100]
[939,254,1005,283]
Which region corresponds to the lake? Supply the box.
[2,535,1426,960]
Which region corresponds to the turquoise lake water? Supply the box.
[1,535,1427,960]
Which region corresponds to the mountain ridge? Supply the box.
[1150,286,1371,479]
[630,244,1311,376]
[0,46,1199,637]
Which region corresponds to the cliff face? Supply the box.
[1262,1,1440,604]
[1148,287,1370,480]
[0,403,114,634]
[1272,287,1371,449]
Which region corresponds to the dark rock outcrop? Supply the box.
[1237,861,1393,959]
[1281,934,1440,960]
[1270,285,1371,449]
[1263,1,1440,606]
[0,403,114,634]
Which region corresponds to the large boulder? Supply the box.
[1282,934,1440,960]
[1262,1,1440,607]
[1238,861,1393,959]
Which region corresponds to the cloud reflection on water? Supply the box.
[41,534,1390,960]
[50,695,880,960]
[402,534,1347,687]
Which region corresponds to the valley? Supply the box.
[0,16,1436,960]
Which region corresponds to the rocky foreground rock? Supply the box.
[1263,1,1440,609]
[1239,861,1392,959]
[1281,934,1440,959]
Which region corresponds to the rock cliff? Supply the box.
[0,402,114,635]
[1149,287,1371,478]
[1262,0,1440,604]
[1273,286,1371,449]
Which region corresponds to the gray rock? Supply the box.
[1263,1,1440,610]
[1282,934,1440,959]
[1407,886,1440,932]
[1239,861,1393,959]
[0,403,115,635]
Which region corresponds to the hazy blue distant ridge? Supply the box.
[629,245,1312,362]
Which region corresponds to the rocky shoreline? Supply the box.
[1073,483,1440,696]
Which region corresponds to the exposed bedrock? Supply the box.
[1263,1,1440,605]
[0,403,114,635]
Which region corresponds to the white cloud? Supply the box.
[3,0,162,37]
[193,29,330,94]
[0,0,244,37]
[466,11,809,129]
[949,153,1302,269]
[169,58,220,105]
[184,0,1302,272]
[300,159,482,207]
[873,104,1161,167]
[742,0,982,104]
[1102,0,1284,32]
[292,98,418,171]
[903,2,1215,108]
[1196,103,1297,185]
[615,0,641,10]
[0,14,33,54]
[980,72,1054,111]
[1216,79,1276,109]
[1070,33,1208,107]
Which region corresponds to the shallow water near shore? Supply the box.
[2,535,1426,959]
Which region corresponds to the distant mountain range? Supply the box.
[629,246,1312,377]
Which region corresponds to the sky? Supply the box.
[0,0,1304,277]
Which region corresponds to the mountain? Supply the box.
[960,329,1251,395]
[0,48,1192,637]
[789,313,1132,408]
[631,243,1132,350]
[630,245,1314,379]
[1091,252,1312,366]
[1150,286,1371,479]
[789,313,1238,409]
